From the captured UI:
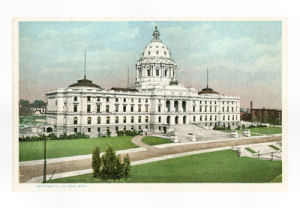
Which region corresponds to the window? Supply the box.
[131,116,134,123]
[200,116,202,121]
[131,105,134,112]
[98,127,101,132]
[222,107,224,112]
[115,116,119,123]
[123,98,126,102]
[115,98,119,102]
[138,98,141,103]
[210,115,212,121]
[74,128,77,133]
[215,101,216,104]
[232,115,235,120]
[200,106,202,112]
[223,115,225,121]
[88,128,91,133]
[97,97,100,101]
[123,126,126,131]
[131,126,134,130]
[159,126,161,131]
[164,51,166,55]
[87,117,91,124]
[156,51,159,55]
[115,126,119,132]
[138,105,141,112]
[87,105,91,113]
[158,116,161,123]
[74,117,78,125]
[158,105,161,112]
[106,97,109,102]
[215,106,217,112]
[145,99,148,103]
[215,115,217,121]
[87,96,91,102]
[74,96,78,101]
[106,116,110,124]
[123,105,126,112]
[115,104,118,112]
[210,106,212,112]
[145,105,148,112]
[156,69,159,76]
[205,115,207,121]
[148,51,150,55]
[97,105,100,113]
[97,117,101,124]
[193,116,196,122]
[165,70,167,76]
[73,105,77,112]
[232,107,234,112]
[106,105,109,113]
[123,116,127,123]
[147,70,150,76]
[138,116,141,123]
[205,106,207,112]
[227,107,229,112]
[193,106,195,112]
[131,98,134,103]
[145,116,149,122]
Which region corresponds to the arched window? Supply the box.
[87,117,91,125]
[106,116,110,124]
[74,117,78,125]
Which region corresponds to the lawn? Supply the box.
[239,127,282,135]
[49,150,282,183]
[19,136,137,161]
[142,136,173,146]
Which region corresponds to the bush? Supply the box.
[91,146,131,181]
[107,129,111,137]
[92,147,101,177]
[19,132,90,142]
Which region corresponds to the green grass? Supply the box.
[142,136,173,146]
[241,127,282,135]
[269,145,280,151]
[270,174,282,183]
[245,147,256,154]
[49,150,282,183]
[19,136,136,161]
[222,127,281,136]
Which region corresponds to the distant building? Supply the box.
[241,101,282,125]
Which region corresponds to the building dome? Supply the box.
[134,26,177,88]
[68,78,101,89]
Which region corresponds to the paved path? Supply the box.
[19,135,282,183]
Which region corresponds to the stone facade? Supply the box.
[45,27,241,137]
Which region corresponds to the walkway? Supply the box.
[19,135,282,183]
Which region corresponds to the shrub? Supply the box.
[92,146,131,181]
[100,146,122,180]
[107,129,111,137]
[123,154,131,179]
[19,132,90,142]
[92,147,101,177]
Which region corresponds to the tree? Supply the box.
[19,99,30,107]
[92,147,101,177]
[123,154,131,179]
[32,100,45,108]
[100,146,122,180]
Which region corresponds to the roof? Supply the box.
[198,87,219,95]
[111,87,138,92]
[68,78,101,88]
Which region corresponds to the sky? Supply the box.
[19,21,282,109]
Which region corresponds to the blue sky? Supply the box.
[19,21,282,108]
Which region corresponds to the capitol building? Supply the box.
[45,26,241,138]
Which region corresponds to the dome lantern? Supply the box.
[152,26,161,42]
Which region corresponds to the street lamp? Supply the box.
[42,136,47,183]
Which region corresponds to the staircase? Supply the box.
[172,124,232,143]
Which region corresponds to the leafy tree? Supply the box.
[92,147,101,177]
[32,100,45,108]
[19,99,30,107]
[123,154,131,179]
[100,146,122,180]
